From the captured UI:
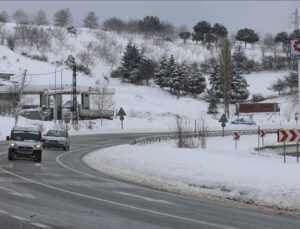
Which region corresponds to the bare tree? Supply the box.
[126,19,141,35]
[263,33,277,57]
[91,83,115,126]
[0,23,9,45]
[77,42,96,69]
[83,11,98,29]
[12,9,29,27]
[33,9,49,25]
[219,37,232,117]
[6,33,16,51]
[0,11,9,23]
[102,17,125,33]
[52,27,66,52]
[53,8,72,27]
[197,113,209,149]
[15,25,30,50]
[173,115,197,148]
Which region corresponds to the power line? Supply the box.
[26,68,69,76]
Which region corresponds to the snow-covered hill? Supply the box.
[0,23,295,139]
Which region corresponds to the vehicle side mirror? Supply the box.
[6,136,9,141]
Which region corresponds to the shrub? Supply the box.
[30,55,48,62]
[76,64,91,75]
[110,67,122,78]
[252,93,266,102]
[67,26,77,35]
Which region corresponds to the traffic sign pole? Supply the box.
[297,142,299,163]
[298,59,300,115]
[233,132,240,150]
[257,126,260,152]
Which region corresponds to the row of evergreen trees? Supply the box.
[111,42,250,113]
[206,63,249,114]
[154,56,206,96]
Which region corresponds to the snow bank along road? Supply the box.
[0,133,299,229]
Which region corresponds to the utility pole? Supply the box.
[72,65,78,125]
[15,69,27,125]
[61,68,63,121]
[54,68,57,122]
[291,8,300,31]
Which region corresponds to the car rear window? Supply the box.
[46,130,66,137]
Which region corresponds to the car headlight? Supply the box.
[34,144,41,149]
[10,142,17,147]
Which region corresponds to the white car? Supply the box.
[6,126,43,162]
[42,129,70,150]
[230,117,256,125]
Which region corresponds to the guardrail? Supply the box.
[130,128,278,145]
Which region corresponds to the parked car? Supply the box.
[230,117,256,125]
[6,126,43,162]
[42,129,70,150]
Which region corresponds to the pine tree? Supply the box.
[184,68,206,97]
[229,66,249,103]
[207,63,223,100]
[232,47,247,71]
[120,43,143,83]
[163,55,176,89]
[154,56,168,88]
[171,64,188,96]
[207,89,219,115]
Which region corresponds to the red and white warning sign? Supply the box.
[278,129,300,143]
[233,132,240,141]
[290,40,300,59]
[260,130,266,138]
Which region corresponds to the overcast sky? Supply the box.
[2,1,300,36]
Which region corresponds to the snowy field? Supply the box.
[83,134,300,212]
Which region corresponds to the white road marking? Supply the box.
[10,215,29,221]
[0,186,35,199]
[116,191,174,205]
[31,222,52,228]
[0,167,236,229]
[0,209,8,214]
[56,147,114,183]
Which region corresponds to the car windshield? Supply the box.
[45,130,66,137]
[11,130,40,141]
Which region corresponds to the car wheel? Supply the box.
[8,152,14,160]
[35,154,42,162]
[63,146,67,151]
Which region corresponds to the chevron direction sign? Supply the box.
[278,129,300,143]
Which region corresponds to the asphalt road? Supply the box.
[0,133,300,229]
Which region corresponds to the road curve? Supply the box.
[0,133,299,229]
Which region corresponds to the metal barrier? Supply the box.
[130,129,278,145]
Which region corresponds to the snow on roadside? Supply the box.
[83,134,300,211]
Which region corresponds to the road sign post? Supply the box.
[278,128,300,163]
[233,132,240,150]
[219,114,228,137]
[117,107,126,129]
[260,129,266,147]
